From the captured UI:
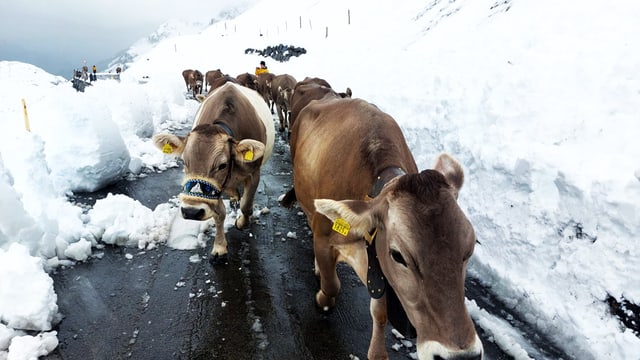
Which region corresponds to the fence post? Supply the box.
[22,99,31,132]
[348,9,351,24]
[325,26,328,38]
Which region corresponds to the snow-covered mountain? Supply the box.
[105,7,247,74]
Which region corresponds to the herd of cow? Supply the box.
[159,70,484,360]
[181,68,309,135]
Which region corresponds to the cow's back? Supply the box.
[290,98,417,209]
[195,82,275,164]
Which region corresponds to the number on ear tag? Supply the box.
[243,150,254,161]
[332,218,350,236]
[162,143,173,154]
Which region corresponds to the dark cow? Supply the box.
[182,69,194,92]
[192,70,204,96]
[256,72,276,111]
[182,69,204,98]
[281,96,483,359]
[288,77,352,132]
[205,69,224,92]
[269,74,297,132]
[236,72,259,91]
[153,82,275,262]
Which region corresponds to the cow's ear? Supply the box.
[153,133,186,156]
[433,153,464,199]
[234,139,265,164]
[314,199,377,242]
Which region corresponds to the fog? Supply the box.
[0,0,254,76]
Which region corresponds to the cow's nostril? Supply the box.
[181,207,205,220]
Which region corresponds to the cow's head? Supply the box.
[278,86,294,109]
[153,125,266,221]
[314,153,482,359]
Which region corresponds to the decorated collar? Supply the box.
[182,178,222,200]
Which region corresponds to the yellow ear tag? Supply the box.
[331,218,350,236]
[162,143,173,154]
[243,149,254,161]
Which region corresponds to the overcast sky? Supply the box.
[0,0,250,75]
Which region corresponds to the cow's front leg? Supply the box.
[236,174,260,229]
[210,200,228,264]
[368,297,389,360]
[313,235,340,312]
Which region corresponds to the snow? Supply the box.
[1,0,639,358]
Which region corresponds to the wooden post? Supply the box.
[299,16,302,29]
[325,26,328,38]
[348,9,351,24]
[22,99,31,132]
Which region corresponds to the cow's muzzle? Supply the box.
[181,207,206,220]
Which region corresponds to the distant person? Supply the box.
[81,65,89,81]
[255,60,269,75]
[116,66,122,74]
[92,65,97,75]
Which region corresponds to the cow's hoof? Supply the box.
[315,290,336,314]
[314,298,335,315]
[235,215,250,230]
[208,253,228,266]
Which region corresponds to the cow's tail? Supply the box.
[279,188,297,208]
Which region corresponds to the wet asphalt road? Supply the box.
[44,130,523,360]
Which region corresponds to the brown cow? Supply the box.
[205,69,224,92]
[153,82,275,263]
[269,74,297,132]
[182,69,194,92]
[236,72,259,91]
[256,72,275,111]
[182,69,204,98]
[288,77,352,133]
[192,70,204,96]
[282,97,483,359]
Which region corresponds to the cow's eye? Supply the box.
[390,249,407,267]
[216,163,227,172]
